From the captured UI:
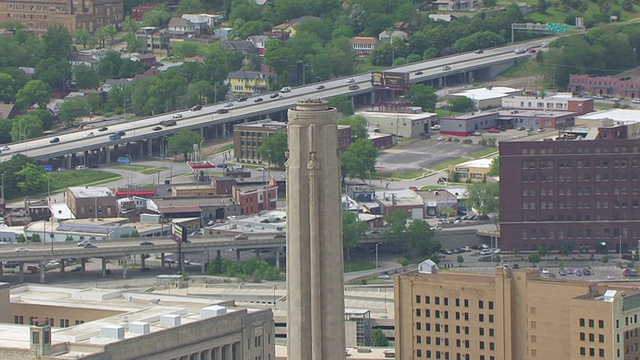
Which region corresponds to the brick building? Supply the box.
[66,186,117,219]
[500,122,640,252]
[234,179,278,215]
[233,120,351,163]
[569,73,640,98]
[0,0,124,33]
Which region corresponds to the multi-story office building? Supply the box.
[396,265,640,360]
[500,122,640,252]
[569,73,640,98]
[233,120,351,163]
[0,0,123,33]
[0,282,275,360]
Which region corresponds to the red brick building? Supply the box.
[66,186,118,219]
[568,73,640,99]
[500,122,640,253]
[233,179,278,215]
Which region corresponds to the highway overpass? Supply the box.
[0,235,286,283]
[0,39,546,166]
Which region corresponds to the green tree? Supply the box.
[73,64,99,89]
[383,210,409,248]
[15,162,46,195]
[11,113,44,141]
[177,0,207,14]
[30,233,41,243]
[102,24,118,49]
[0,72,16,103]
[35,58,71,91]
[15,80,51,109]
[340,139,378,180]
[488,157,500,176]
[405,220,439,256]
[465,182,499,218]
[337,115,368,140]
[97,51,124,78]
[258,131,288,168]
[167,129,204,161]
[457,254,464,266]
[142,6,172,27]
[123,15,140,34]
[42,24,72,60]
[559,245,571,256]
[371,328,389,346]
[528,252,541,266]
[602,255,609,264]
[16,234,25,243]
[449,96,475,112]
[74,29,91,49]
[327,96,354,116]
[538,245,549,259]
[58,98,90,125]
[405,84,438,111]
[123,33,143,53]
[342,211,367,259]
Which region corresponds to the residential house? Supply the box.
[127,53,157,66]
[247,35,269,57]
[378,30,408,42]
[270,16,320,39]
[68,53,100,69]
[214,27,233,40]
[222,41,259,56]
[168,18,195,36]
[227,71,269,95]
[137,27,171,56]
[181,14,210,32]
[133,67,161,81]
[132,3,161,22]
[428,13,459,22]
[100,79,132,93]
[0,103,19,120]
[350,36,379,55]
[432,0,480,10]
[394,21,416,35]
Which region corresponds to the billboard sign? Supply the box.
[172,222,187,243]
[371,72,408,90]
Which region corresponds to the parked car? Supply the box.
[316,85,325,90]
[582,268,591,276]
[46,260,60,267]
[75,165,87,170]
[471,131,482,136]
[436,136,446,141]
[70,266,82,272]
[632,98,640,104]
[172,113,183,119]
[191,104,202,111]
[462,139,473,144]
[623,268,639,277]
[49,137,60,143]
[27,265,40,272]
[517,126,526,131]
[217,163,228,168]
[607,274,615,279]
[558,269,567,276]
[575,269,583,276]
[4,261,19,268]
[486,128,501,133]
[430,124,441,130]
[273,234,286,239]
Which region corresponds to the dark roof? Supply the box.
[227,71,267,80]
[222,41,257,52]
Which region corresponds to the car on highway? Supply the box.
[270,93,280,99]
[238,97,248,102]
[607,274,615,279]
[528,49,537,53]
[348,85,359,90]
[116,130,126,136]
[140,241,155,246]
[514,48,527,54]
[224,102,234,107]
[77,239,91,247]
[109,134,121,141]
[70,266,82,272]
[316,85,325,90]
[254,98,263,103]
[84,244,97,249]
[172,113,183,119]
[347,78,355,83]
[475,49,484,54]
[442,65,451,70]
[14,247,28,252]
[415,71,423,75]
[49,137,60,143]
[191,104,202,111]
[280,86,291,93]
[273,234,286,239]
[84,132,95,138]
[160,120,176,126]
[234,234,249,240]
[217,108,229,114]
[98,127,108,132]
[153,126,162,131]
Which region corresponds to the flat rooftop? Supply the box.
[68,187,114,198]
[578,109,640,122]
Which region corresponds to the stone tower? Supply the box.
[286,100,346,360]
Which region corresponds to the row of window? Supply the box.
[416,296,494,310]
[579,347,606,357]
[524,186,635,196]
[415,350,496,360]
[522,199,640,210]
[13,316,84,327]
[522,172,637,183]
[522,227,632,240]
[520,145,640,156]
[416,309,496,323]
[524,158,637,169]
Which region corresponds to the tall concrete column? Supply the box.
[122,258,128,279]
[105,147,111,165]
[160,253,165,267]
[141,255,146,269]
[147,138,153,156]
[60,259,65,272]
[216,249,221,259]
[66,155,72,169]
[19,263,24,282]
[80,258,86,273]
[286,100,345,360]
[235,250,240,261]
[101,258,107,277]
[275,249,280,269]
[201,254,206,274]
[39,261,46,284]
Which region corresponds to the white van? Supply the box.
[75,165,88,170]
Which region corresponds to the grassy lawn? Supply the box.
[471,147,499,158]
[344,260,376,273]
[497,57,546,79]
[116,165,168,174]
[212,143,234,154]
[49,170,121,192]
[373,169,428,180]
[435,108,462,118]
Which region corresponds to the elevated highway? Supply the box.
[0,40,546,165]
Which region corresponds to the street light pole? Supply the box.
[1,172,4,201]
[620,235,623,261]
[46,172,50,204]
[125,154,133,190]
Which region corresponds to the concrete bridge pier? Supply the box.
[59,259,65,272]
[160,253,165,267]
[275,249,280,269]
[39,261,46,284]
[121,258,128,279]
[105,147,111,165]
[101,258,107,276]
[66,155,72,169]
[147,138,153,156]
[18,263,24,282]
[201,254,207,274]
[141,254,146,269]
[80,258,86,273]
[236,250,241,261]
